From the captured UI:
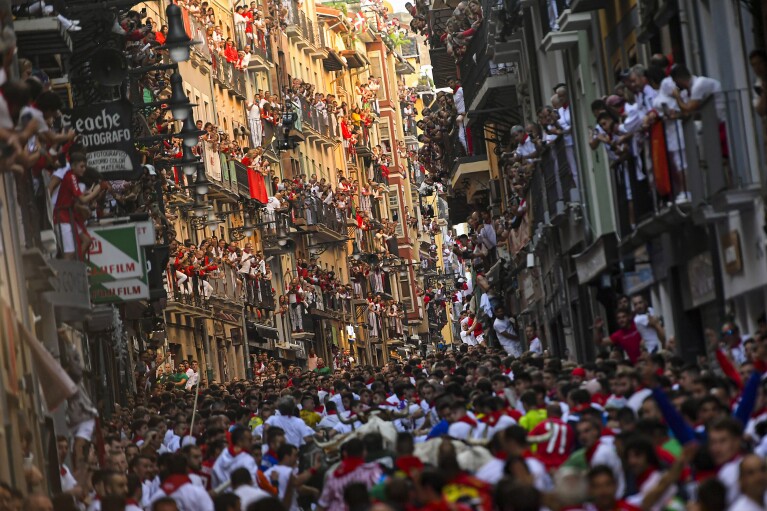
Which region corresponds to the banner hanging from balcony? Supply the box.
[62,100,141,180]
[87,223,154,304]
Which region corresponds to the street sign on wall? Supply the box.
[87,224,149,303]
[43,259,91,310]
[61,100,141,180]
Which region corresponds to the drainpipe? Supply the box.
[678,0,702,72]
[199,318,214,383]
[242,303,252,379]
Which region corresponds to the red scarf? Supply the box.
[228,445,242,457]
[126,499,140,506]
[456,415,477,428]
[60,465,67,476]
[395,455,424,475]
[334,456,366,477]
[161,474,191,495]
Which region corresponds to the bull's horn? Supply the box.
[463,438,490,447]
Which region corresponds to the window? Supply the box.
[399,275,413,311]
[378,118,391,154]
[389,191,403,236]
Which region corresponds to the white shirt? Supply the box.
[589,440,625,497]
[515,136,537,160]
[626,469,676,511]
[50,163,71,204]
[453,86,465,115]
[690,75,725,120]
[719,455,743,505]
[265,412,315,447]
[234,483,271,511]
[148,479,215,511]
[167,433,182,453]
[529,337,543,355]
[730,495,767,511]
[212,448,259,488]
[264,465,299,511]
[634,311,661,353]
[557,105,573,146]
[60,464,77,492]
[494,317,523,357]
[185,369,199,390]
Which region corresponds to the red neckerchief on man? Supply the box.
[334,456,366,477]
[456,415,477,428]
[161,474,192,495]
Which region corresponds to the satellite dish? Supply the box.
[90,48,129,87]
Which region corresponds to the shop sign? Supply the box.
[686,251,715,309]
[61,100,141,180]
[575,238,608,284]
[44,259,91,310]
[87,224,151,303]
[622,266,654,296]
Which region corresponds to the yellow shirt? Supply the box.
[519,408,547,431]
[248,415,263,431]
[300,409,322,428]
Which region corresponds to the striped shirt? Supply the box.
[317,463,382,510]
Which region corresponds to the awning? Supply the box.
[340,50,369,68]
[256,324,280,340]
[11,300,78,410]
[215,311,239,325]
[323,50,346,71]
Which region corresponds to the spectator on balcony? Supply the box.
[750,49,767,117]
[646,66,689,203]
[555,85,579,187]
[223,38,239,63]
[287,278,305,333]
[670,64,728,159]
[493,305,522,358]
[53,153,105,260]
[510,125,538,163]
[155,24,168,45]
[595,108,638,228]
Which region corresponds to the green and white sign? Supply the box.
[87,223,153,303]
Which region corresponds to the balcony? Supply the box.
[244,277,276,311]
[292,196,349,243]
[212,57,247,99]
[610,91,760,249]
[528,138,579,230]
[450,155,491,202]
[234,25,274,71]
[458,4,523,129]
[312,28,329,60]
[298,96,339,146]
[14,17,72,57]
[569,0,608,11]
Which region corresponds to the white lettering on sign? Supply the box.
[87,150,133,172]
[68,108,121,132]
[92,285,143,298]
[90,263,137,277]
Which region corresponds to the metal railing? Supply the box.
[605,90,760,237]
[539,0,569,34]
[232,160,250,197]
[245,276,276,310]
[291,195,348,235]
[165,266,210,309]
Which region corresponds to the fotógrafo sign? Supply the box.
[62,100,141,179]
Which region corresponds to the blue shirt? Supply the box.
[427,419,449,439]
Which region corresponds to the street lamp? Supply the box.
[179,145,200,176]
[191,193,210,217]
[159,4,200,63]
[179,110,206,147]
[168,72,196,121]
[195,165,212,196]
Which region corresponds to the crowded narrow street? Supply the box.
[1,0,767,510]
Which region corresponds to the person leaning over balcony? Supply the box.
[554,86,579,185]
[670,63,727,157]
[646,65,689,203]
[54,153,105,259]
